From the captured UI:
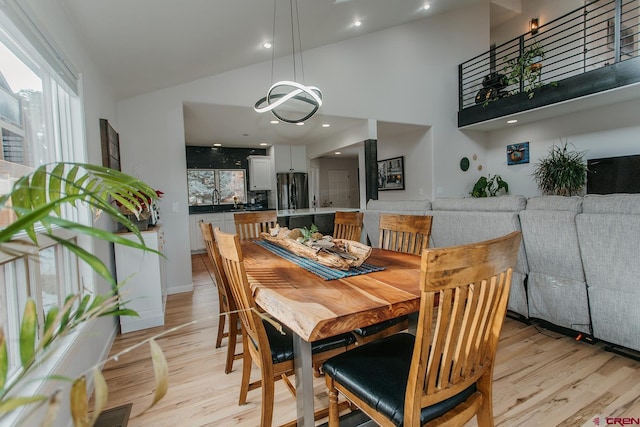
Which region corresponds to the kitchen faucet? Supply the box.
[212,189,220,205]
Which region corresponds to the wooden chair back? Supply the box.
[404,231,522,426]
[378,214,432,255]
[234,211,278,240]
[333,211,364,241]
[199,221,242,373]
[214,228,268,363]
[200,221,235,313]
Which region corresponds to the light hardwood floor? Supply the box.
[100,254,640,426]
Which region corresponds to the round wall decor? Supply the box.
[460,157,470,171]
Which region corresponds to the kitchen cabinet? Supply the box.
[247,155,272,191]
[274,145,307,173]
[115,225,167,333]
[189,212,237,252]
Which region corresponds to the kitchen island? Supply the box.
[189,207,361,253]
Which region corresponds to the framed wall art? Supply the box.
[100,118,121,171]
[507,142,530,165]
[377,156,405,191]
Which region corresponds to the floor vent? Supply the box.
[94,403,132,427]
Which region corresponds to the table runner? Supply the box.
[254,239,385,280]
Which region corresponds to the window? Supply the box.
[187,169,247,205]
[0,3,86,392]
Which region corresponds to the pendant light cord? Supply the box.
[294,0,305,85]
[270,0,277,85]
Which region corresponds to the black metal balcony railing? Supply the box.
[458,0,640,126]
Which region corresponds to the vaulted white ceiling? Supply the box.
[60,0,504,151]
[61,0,485,100]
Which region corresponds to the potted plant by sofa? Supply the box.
[532,141,588,196]
[470,174,509,197]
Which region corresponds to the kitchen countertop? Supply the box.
[276,207,360,217]
[189,205,360,216]
[189,204,272,214]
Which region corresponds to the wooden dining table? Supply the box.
[241,240,422,426]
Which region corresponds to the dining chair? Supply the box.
[332,211,364,241]
[234,211,278,240]
[378,213,433,255]
[199,221,242,374]
[352,214,434,345]
[213,228,356,427]
[323,231,522,427]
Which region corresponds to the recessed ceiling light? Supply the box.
[423,4,431,10]
[270,120,279,124]
[322,123,330,128]
[507,119,518,124]
[296,122,304,126]
[213,143,222,147]
[262,42,272,49]
[334,151,342,155]
[259,143,268,146]
[354,20,362,27]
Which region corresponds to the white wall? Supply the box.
[491,0,584,46]
[116,3,490,295]
[486,96,640,196]
[377,125,433,201]
[484,0,640,197]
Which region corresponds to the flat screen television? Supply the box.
[587,154,640,194]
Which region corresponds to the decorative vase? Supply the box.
[127,214,149,231]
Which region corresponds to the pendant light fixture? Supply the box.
[254,0,323,124]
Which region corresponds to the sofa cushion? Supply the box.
[525,195,583,212]
[431,195,526,212]
[582,194,640,214]
[366,199,431,212]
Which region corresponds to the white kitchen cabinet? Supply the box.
[115,225,167,333]
[190,213,225,252]
[274,145,307,173]
[247,155,272,190]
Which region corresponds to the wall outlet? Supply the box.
[418,188,424,196]
[436,186,444,195]
[172,201,179,213]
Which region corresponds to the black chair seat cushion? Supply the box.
[323,333,477,426]
[263,320,356,364]
[353,315,408,337]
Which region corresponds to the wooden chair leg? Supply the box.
[216,312,226,348]
[261,368,275,427]
[476,372,494,427]
[225,312,239,374]
[239,336,251,405]
[327,376,340,427]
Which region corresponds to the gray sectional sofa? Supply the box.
[363,194,640,354]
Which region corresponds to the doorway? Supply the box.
[328,169,351,207]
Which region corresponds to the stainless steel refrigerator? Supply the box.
[276,172,309,210]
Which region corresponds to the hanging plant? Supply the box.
[532,140,588,196]
[503,40,546,99]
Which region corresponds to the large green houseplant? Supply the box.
[0,163,167,426]
[532,141,588,196]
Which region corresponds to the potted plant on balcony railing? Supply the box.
[503,40,546,99]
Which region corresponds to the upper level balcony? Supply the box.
[458,0,640,130]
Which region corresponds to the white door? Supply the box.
[328,170,350,207]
